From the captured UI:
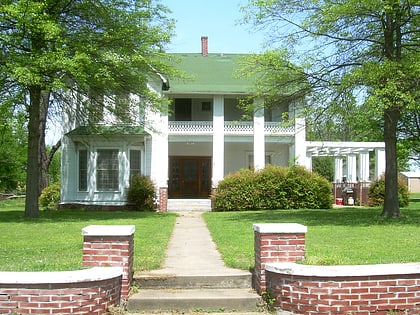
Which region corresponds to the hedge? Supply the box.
[212,165,333,211]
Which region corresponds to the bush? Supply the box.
[212,165,333,211]
[368,176,410,207]
[127,174,157,211]
[39,182,61,210]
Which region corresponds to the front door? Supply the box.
[169,156,212,199]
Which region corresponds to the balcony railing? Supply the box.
[168,121,295,135]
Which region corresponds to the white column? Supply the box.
[253,98,265,171]
[358,151,370,182]
[212,95,224,187]
[150,111,168,189]
[293,118,306,166]
[334,157,343,183]
[347,154,357,183]
[305,153,313,171]
[375,148,386,179]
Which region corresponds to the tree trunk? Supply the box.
[381,106,400,218]
[39,91,50,193]
[25,86,42,218]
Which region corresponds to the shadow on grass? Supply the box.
[208,205,420,227]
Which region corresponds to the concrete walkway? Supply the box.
[132,211,268,315]
[141,211,247,277]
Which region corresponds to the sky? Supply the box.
[160,0,267,54]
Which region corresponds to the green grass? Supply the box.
[203,202,420,271]
[0,199,176,272]
[411,192,420,199]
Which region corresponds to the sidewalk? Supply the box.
[131,211,268,315]
[140,211,248,277]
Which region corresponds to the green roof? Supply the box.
[66,125,148,136]
[167,53,254,94]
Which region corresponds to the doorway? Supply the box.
[169,156,212,199]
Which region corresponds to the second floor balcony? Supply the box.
[168,121,295,136]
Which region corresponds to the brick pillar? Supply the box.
[82,225,135,300]
[159,187,168,212]
[253,223,307,294]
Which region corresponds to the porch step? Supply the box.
[128,273,262,313]
[134,273,253,290]
[167,199,212,212]
[127,288,262,313]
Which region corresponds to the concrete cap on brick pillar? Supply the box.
[253,223,307,234]
[82,225,135,236]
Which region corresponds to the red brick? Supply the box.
[388,286,407,293]
[370,286,388,293]
[397,279,417,286]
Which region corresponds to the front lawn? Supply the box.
[0,199,176,272]
[203,203,420,271]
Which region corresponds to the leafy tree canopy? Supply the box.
[0,0,177,217]
[241,0,420,217]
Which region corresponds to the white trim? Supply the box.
[265,262,420,277]
[253,223,307,234]
[0,267,123,284]
[82,224,135,236]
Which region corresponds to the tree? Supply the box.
[0,102,27,192]
[241,0,420,217]
[0,0,176,217]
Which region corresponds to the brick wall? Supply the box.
[159,187,168,212]
[253,223,307,294]
[253,223,420,314]
[82,225,135,300]
[266,263,420,315]
[0,225,136,315]
[0,267,122,315]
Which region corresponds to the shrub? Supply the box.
[368,176,409,207]
[212,165,333,211]
[39,182,61,210]
[127,174,157,211]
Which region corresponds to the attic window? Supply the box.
[201,102,211,112]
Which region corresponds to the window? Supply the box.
[201,101,212,112]
[79,149,88,191]
[130,150,141,181]
[96,149,119,191]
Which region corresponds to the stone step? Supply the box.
[167,199,212,212]
[127,288,263,313]
[134,274,253,290]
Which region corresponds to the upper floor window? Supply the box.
[96,149,119,191]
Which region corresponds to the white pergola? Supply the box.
[304,141,386,183]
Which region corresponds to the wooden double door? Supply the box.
[169,156,212,199]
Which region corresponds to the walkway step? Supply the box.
[135,274,252,289]
[127,288,262,313]
[167,199,211,212]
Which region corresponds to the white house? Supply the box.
[60,37,386,211]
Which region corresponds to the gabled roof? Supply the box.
[166,53,253,95]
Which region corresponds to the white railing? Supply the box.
[169,121,213,133]
[265,122,295,134]
[168,121,295,135]
[224,121,254,134]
